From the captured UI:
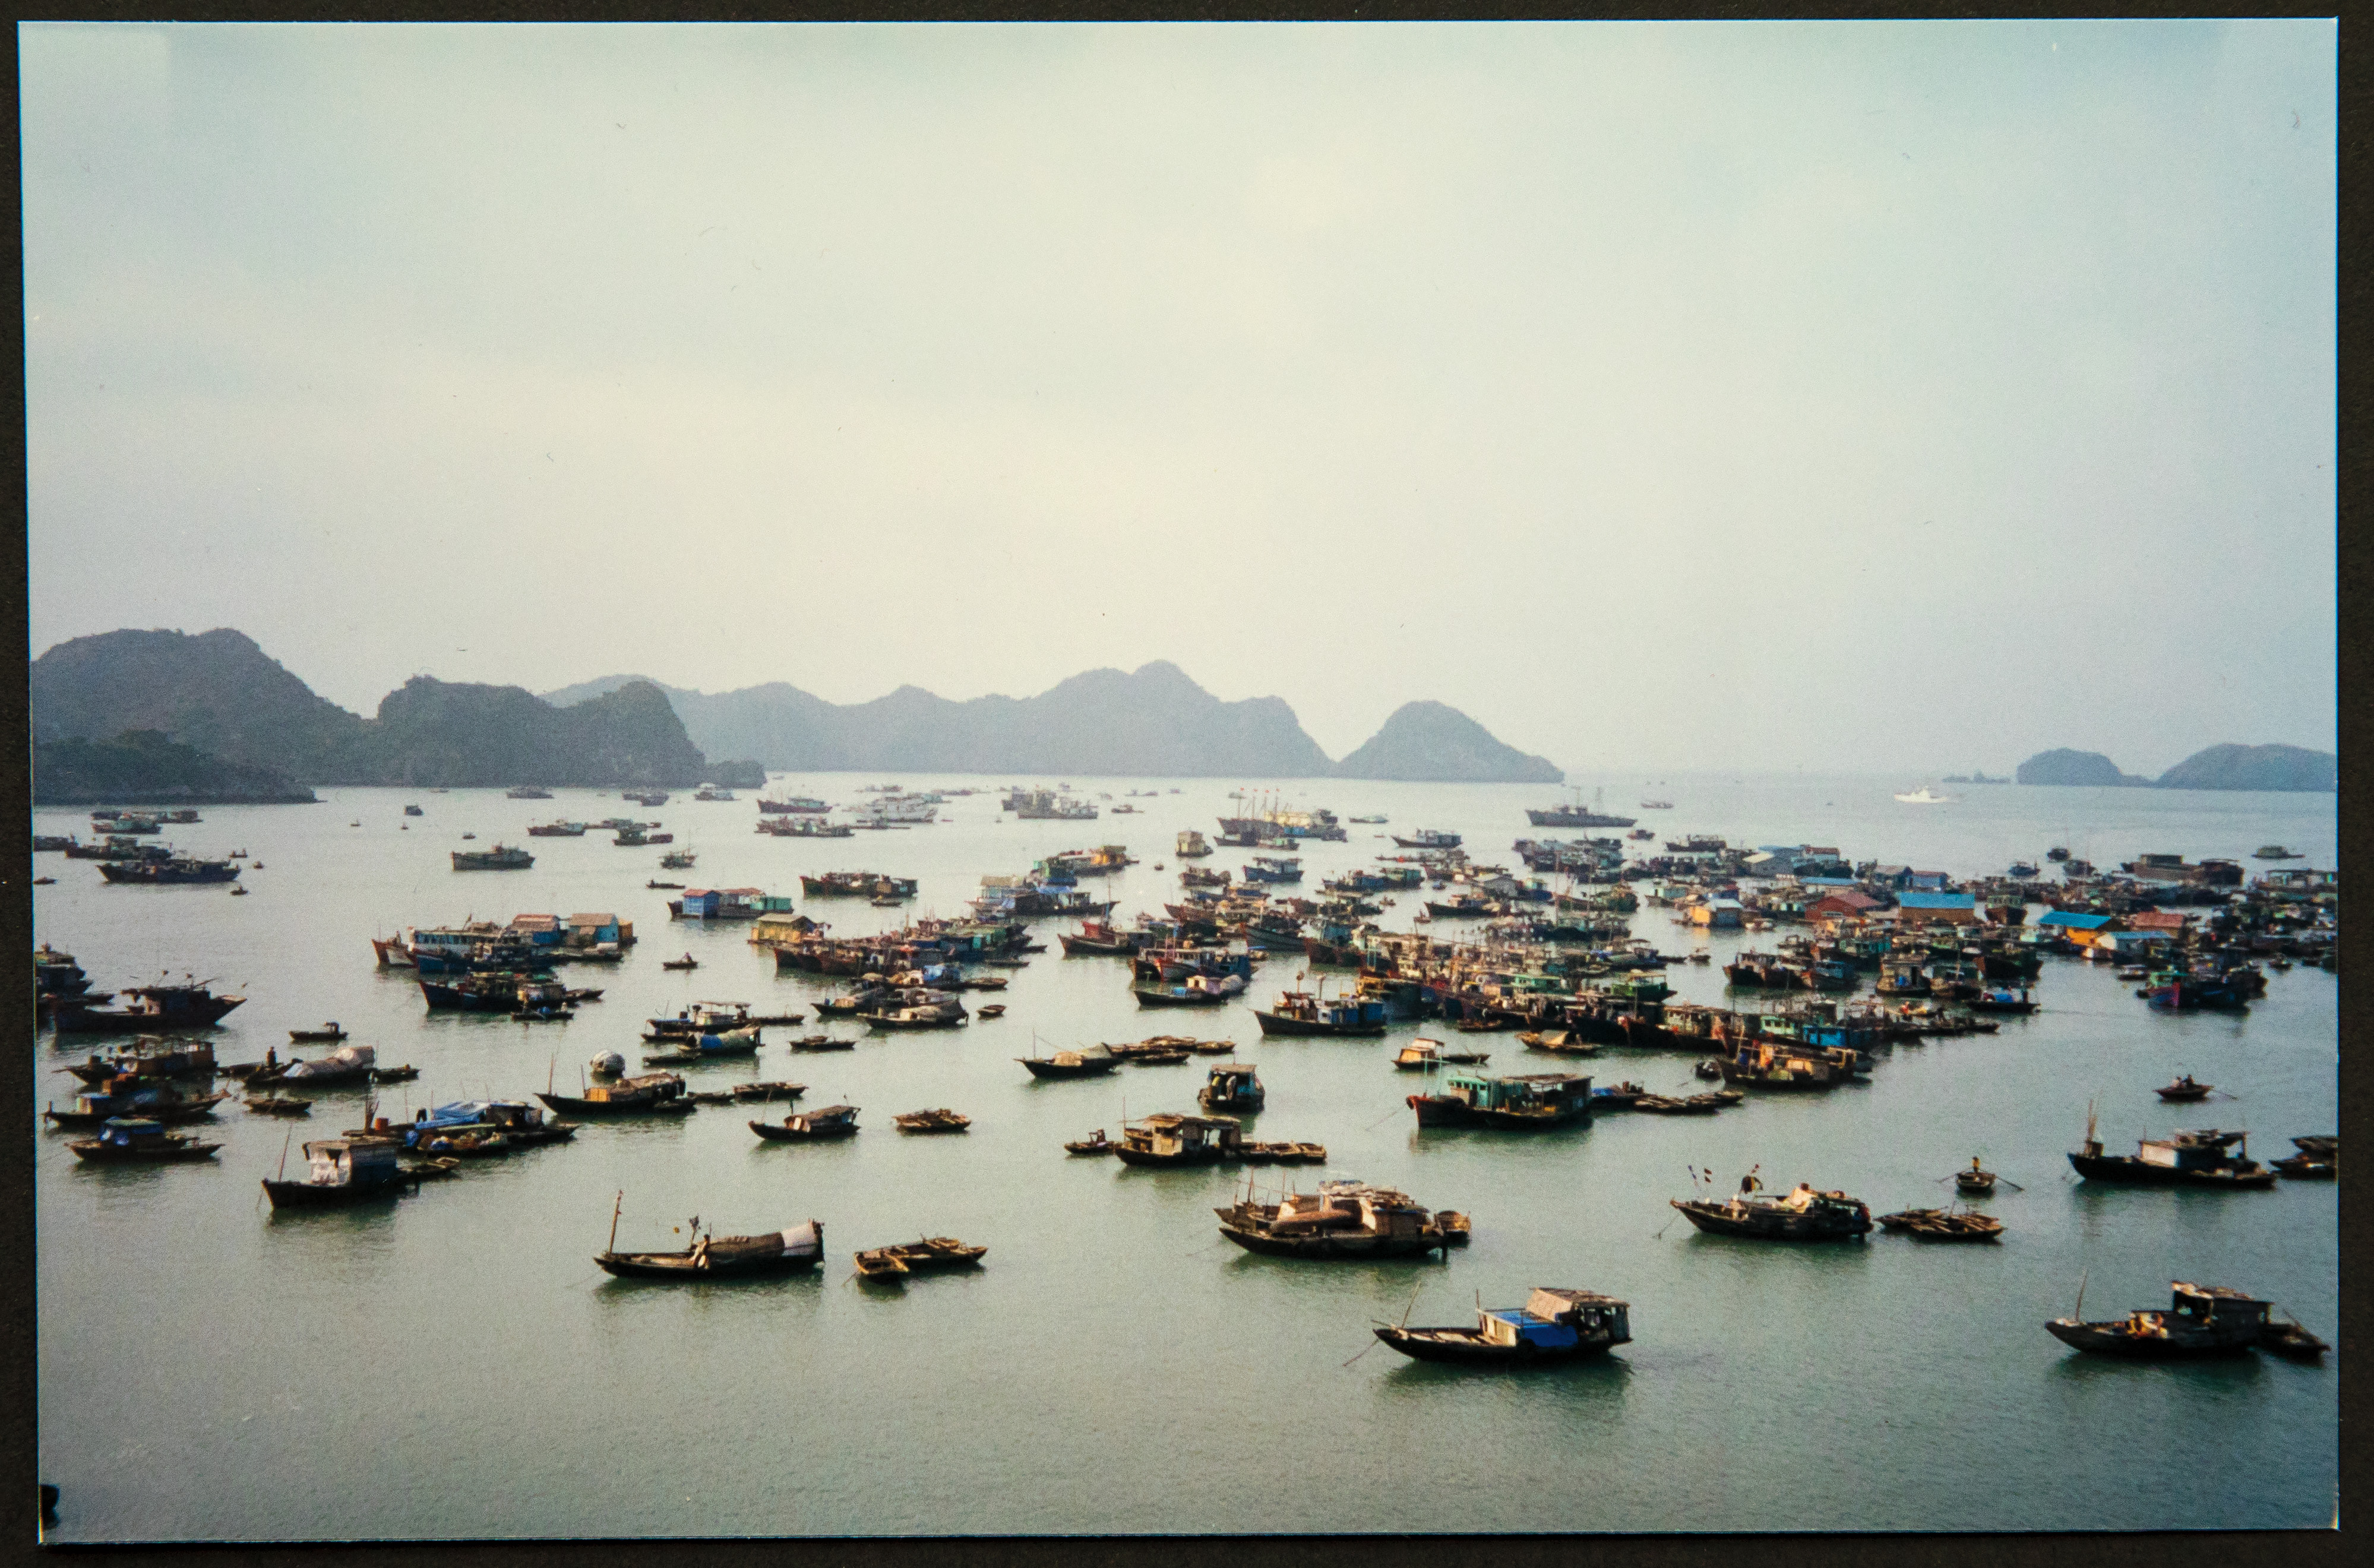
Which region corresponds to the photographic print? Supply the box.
[24,18,2337,1541]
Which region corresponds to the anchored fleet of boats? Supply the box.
[32,780,2335,1383]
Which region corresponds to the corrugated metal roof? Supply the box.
[2035,910,2112,930]
[1897,892,1976,909]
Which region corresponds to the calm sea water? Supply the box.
[32,773,2338,1539]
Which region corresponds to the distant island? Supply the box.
[33,729,318,805]
[1331,701,1563,783]
[31,631,1567,788]
[31,629,712,789]
[2016,744,2335,792]
[544,665,1563,783]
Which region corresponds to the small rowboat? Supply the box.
[662,955,700,971]
[729,1080,807,1102]
[2156,1076,2213,1102]
[976,1004,1007,1019]
[1064,1129,1114,1155]
[894,1108,972,1134]
[787,1035,855,1052]
[289,1024,347,1044]
[371,1064,421,1083]
[853,1237,987,1282]
[245,1096,314,1116]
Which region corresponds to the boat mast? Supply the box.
[608,1190,624,1254]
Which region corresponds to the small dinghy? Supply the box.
[2156,1074,2213,1102]
[662,954,700,971]
[1876,1207,2005,1242]
[289,1023,348,1044]
[244,1095,314,1116]
[894,1108,972,1134]
[853,1237,987,1282]
[1064,1128,1114,1155]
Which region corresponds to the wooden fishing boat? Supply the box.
[2047,1282,2272,1359]
[1019,1047,1121,1079]
[1875,1207,2004,1242]
[1410,1070,1592,1130]
[853,1237,988,1281]
[976,1004,1008,1019]
[536,1073,693,1117]
[1198,1063,1265,1114]
[787,1035,856,1052]
[1374,1288,1631,1366]
[2069,1124,2276,1188]
[750,1104,859,1142]
[1517,1030,1594,1056]
[1670,1176,1871,1241]
[42,1084,229,1128]
[661,954,700,971]
[596,1215,824,1280]
[729,1080,806,1102]
[288,1023,348,1043]
[1631,1094,1719,1116]
[68,1118,223,1162]
[1236,1140,1326,1165]
[1064,1129,1115,1155]
[1215,1178,1461,1259]
[1953,1158,1999,1196]
[893,1108,971,1134]
[261,1136,419,1207]
[2155,1075,2213,1102]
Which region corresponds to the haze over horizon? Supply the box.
[22,21,2336,777]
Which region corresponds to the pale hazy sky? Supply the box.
[21,21,2337,776]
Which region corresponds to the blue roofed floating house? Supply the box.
[1893,892,1978,925]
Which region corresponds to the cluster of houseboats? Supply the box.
[34,790,2337,1364]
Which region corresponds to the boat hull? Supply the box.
[1670,1199,1869,1241]
[1253,1011,1386,1037]
[262,1174,417,1209]
[594,1251,821,1280]
[1373,1326,1621,1365]
[2045,1319,2259,1358]
[1217,1222,1449,1260]
[2066,1153,2277,1188]
[1134,988,1232,1008]
[749,1123,858,1141]
[1410,1098,1589,1130]
[535,1092,693,1117]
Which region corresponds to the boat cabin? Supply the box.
[1478,1289,1632,1350]
[1120,1112,1242,1159]
[1437,1071,1592,1116]
[302,1137,402,1188]
[2166,1282,2272,1332]
[2138,1129,2253,1172]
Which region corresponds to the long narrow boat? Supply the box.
[68,1118,222,1163]
[1670,1177,1871,1241]
[535,1073,693,1117]
[2046,1282,2272,1359]
[750,1105,858,1142]
[597,1219,824,1280]
[1374,1288,1631,1366]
